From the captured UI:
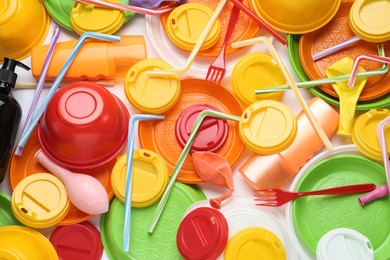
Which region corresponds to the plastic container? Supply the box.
[316,228,374,260]
[0,0,50,62]
[32,36,146,81]
[240,97,339,189]
[0,59,30,183]
[38,82,129,170]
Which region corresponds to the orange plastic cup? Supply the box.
[32,35,146,81]
[239,97,339,189]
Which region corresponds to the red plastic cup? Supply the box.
[38,82,129,170]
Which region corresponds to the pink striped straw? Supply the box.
[348,54,390,88]
[75,0,176,15]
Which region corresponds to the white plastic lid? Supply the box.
[316,228,374,260]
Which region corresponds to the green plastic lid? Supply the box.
[0,192,22,227]
[100,182,206,259]
[287,34,390,111]
[292,154,390,259]
[44,0,135,31]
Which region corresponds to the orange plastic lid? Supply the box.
[160,0,259,57]
[9,128,115,226]
[139,78,245,184]
[299,1,390,101]
[165,3,221,52]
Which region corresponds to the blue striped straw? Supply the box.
[15,32,120,155]
[123,114,165,252]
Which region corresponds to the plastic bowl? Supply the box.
[252,0,341,34]
[0,0,50,62]
[38,81,129,170]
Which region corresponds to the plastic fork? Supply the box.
[254,184,376,207]
[205,0,242,84]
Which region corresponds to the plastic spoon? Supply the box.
[75,0,177,15]
[326,57,367,136]
[35,149,109,215]
[148,109,241,233]
[147,0,228,76]
[359,116,390,205]
[232,36,333,151]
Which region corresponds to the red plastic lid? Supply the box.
[177,207,228,260]
[49,221,103,260]
[175,104,229,153]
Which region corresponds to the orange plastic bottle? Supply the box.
[32,35,146,81]
[239,97,339,190]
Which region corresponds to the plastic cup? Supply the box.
[0,0,50,62]
[38,81,129,170]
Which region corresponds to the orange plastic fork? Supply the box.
[254,184,376,207]
[205,0,242,84]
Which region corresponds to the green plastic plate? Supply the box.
[292,154,390,259]
[0,192,22,227]
[100,182,206,259]
[287,34,390,110]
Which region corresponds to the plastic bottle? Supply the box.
[0,58,30,182]
[239,97,340,189]
[31,35,146,81]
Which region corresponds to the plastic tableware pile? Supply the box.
[1,0,390,259]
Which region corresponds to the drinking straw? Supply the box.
[358,116,390,205]
[148,110,241,233]
[232,36,333,151]
[229,0,287,45]
[15,32,120,156]
[255,44,387,94]
[147,0,228,76]
[123,114,165,252]
[348,54,390,88]
[76,0,177,15]
[18,25,60,148]
[16,80,115,89]
[312,36,361,61]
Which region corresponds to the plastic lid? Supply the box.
[50,221,103,260]
[11,173,70,228]
[231,52,284,106]
[70,0,125,35]
[239,100,297,154]
[224,227,286,260]
[349,0,390,42]
[316,228,374,260]
[111,150,168,207]
[166,3,221,51]
[0,226,58,260]
[177,207,228,259]
[351,108,390,161]
[124,59,181,114]
[175,104,229,153]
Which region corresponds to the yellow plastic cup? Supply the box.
[0,0,50,62]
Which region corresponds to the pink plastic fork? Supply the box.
[254,184,376,206]
[205,0,242,84]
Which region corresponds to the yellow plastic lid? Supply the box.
[349,0,390,42]
[351,108,390,161]
[231,52,285,106]
[224,227,286,260]
[124,59,181,114]
[11,173,70,229]
[166,3,221,51]
[0,226,58,260]
[111,149,168,207]
[239,100,297,154]
[70,0,125,36]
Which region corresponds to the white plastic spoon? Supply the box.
[35,149,109,215]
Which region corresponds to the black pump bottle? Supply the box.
[0,58,30,182]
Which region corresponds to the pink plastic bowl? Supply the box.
[38,82,129,170]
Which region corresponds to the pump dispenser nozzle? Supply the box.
[0,58,30,91]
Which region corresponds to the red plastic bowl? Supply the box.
[38,82,129,170]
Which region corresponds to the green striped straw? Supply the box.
[148,109,241,233]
